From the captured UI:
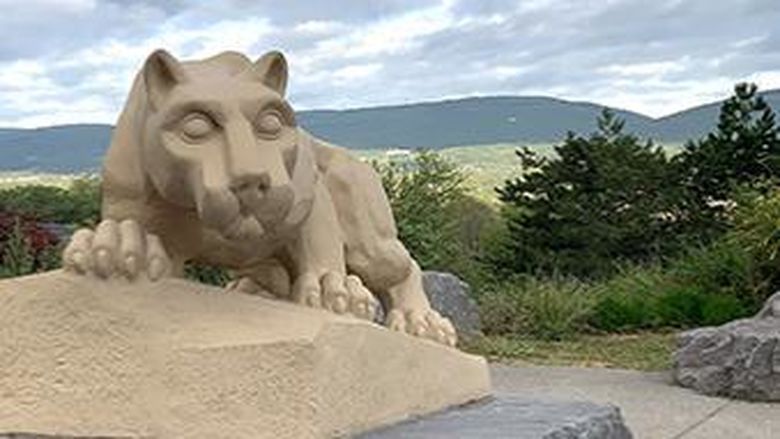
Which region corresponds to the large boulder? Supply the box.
[673,293,780,401]
[0,270,491,439]
[422,271,482,341]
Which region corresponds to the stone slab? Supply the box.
[0,271,490,439]
[674,316,780,401]
[358,397,632,438]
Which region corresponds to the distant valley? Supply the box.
[0,90,778,173]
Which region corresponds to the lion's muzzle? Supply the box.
[233,180,294,228]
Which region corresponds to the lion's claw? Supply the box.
[386,308,457,347]
[63,219,171,282]
[292,271,378,321]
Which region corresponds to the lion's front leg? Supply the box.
[285,181,378,321]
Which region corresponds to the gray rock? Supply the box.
[358,396,633,439]
[757,291,780,319]
[673,308,780,401]
[422,271,482,340]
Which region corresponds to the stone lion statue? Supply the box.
[62,49,456,346]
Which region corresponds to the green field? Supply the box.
[0,171,97,189]
[358,143,557,203]
[0,142,684,205]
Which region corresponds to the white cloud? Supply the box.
[600,60,688,77]
[0,0,779,126]
[0,0,96,12]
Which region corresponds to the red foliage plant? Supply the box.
[0,210,59,257]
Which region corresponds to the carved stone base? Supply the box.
[0,271,490,439]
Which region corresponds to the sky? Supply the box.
[0,0,778,128]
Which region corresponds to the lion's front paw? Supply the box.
[62,219,171,281]
[386,308,457,347]
[292,271,378,321]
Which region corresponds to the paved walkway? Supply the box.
[491,363,779,439]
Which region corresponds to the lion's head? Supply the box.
[134,49,315,243]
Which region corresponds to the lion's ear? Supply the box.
[252,51,288,96]
[143,49,187,110]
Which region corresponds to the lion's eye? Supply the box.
[180,113,215,141]
[256,111,283,138]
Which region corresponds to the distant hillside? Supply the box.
[650,89,780,140]
[297,96,654,149]
[0,124,111,172]
[1,90,778,173]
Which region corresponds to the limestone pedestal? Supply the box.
[0,271,490,439]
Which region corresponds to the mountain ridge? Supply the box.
[1,90,778,173]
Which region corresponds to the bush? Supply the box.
[590,292,654,332]
[480,276,595,340]
[0,177,100,226]
[727,185,780,308]
[654,288,747,327]
[587,241,756,332]
[588,265,667,331]
[0,212,61,278]
[668,239,756,306]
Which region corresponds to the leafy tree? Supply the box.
[493,109,683,279]
[674,82,780,234]
[374,150,473,275]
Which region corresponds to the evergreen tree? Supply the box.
[675,82,780,234]
[493,109,683,279]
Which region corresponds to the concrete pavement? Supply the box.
[491,363,779,439]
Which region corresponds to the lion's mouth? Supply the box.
[197,181,296,242]
[222,214,265,242]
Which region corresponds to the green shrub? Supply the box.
[727,185,780,308]
[654,287,747,328]
[588,247,756,332]
[700,294,748,326]
[588,265,665,331]
[478,284,526,336]
[590,292,655,332]
[653,287,706,327]
[668,240,755,304]
[479,276,595,340]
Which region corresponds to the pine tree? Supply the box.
[675,82,780,234]
[493,109,682,279]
